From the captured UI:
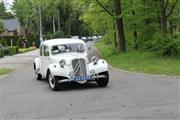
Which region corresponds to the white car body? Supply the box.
[34,38,109,90]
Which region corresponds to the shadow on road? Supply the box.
[37,79,105,91]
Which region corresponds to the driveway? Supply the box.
[0,42,179,120]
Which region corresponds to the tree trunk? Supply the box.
[68,18,71,36]
[39,5,43,41]
[160,0,168,33]
[114,0,126,52]
[53,15,56,33]
[113,21,117,48]
[132,10,138,49]
[57,10,61,31]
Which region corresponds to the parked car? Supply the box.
[71,36,79,39]
[87,36,93,41]
[34,38,109,90]
[81,37,88,42]
[98,35,102,39]
[92,36,98,40]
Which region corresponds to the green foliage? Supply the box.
[152,33,180,56]
[19,47,36,53]
[0,1,14,19]
[0,19,5,33]
[8,46,19,55]
[3,47,10,55]
[46,31,65,39]
[11,0,180,56]
[12,0,92,37]
[0,38,7,46]
[96,41,180,76]
[0,68,14,75]
[0,48,4,58]
[16,37,23,48]
[3,46,19,56]
[0,35,40,48]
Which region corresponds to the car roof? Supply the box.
[42,38,85,46]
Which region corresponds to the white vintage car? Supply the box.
[34,38,109,90]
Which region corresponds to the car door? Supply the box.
[40,45,50,78]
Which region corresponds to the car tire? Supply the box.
[96,71,109,87]
[36,72,42,80]
[34,64,42,80]
[47,71,60,91]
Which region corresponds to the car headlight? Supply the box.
[90,70,96,75]
[91,56,99,64]
[59,59,66,67]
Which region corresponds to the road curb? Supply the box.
[0,68,21,80]
[93,42,180,78]
[0,49,38,80]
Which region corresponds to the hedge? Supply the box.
[0,31,66,48]
[8,46,19,55]
[0,35,40,48]
[2,46,19,56]
[0,48,3,58]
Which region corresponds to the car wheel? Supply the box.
[35,71,42,80]
[34,64,42,80]
[47,71,60,91]
[96,71,109,87]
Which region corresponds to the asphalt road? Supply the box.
[0,42,179,120]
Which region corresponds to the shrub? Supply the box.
[0,48,4,58]
[0,35,40,48]
[152,32,180,56]
[16,37,23,48]
[3,46,19,56]
[0,38,8,46]
[9,46,19,55]
[3,47,10,55]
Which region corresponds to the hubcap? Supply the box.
[49,73,55,88]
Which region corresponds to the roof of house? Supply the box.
[2,18,20,31]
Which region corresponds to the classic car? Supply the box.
[34,38,109,90]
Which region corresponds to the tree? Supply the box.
[0,1,14,19]
[0,20,5,33]
[159,0,179,33]
[114,0,126,52]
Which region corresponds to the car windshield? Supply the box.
[51,43,85,55]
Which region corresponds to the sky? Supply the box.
[1,0,14,12]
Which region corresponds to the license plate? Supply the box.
[74,76,92,81]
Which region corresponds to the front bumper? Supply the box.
[56,74,106,84]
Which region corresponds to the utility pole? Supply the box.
[38,5,43,43]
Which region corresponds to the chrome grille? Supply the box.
[72,58,87,76]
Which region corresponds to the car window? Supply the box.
[43,46,49,56]
[51,43,85,55]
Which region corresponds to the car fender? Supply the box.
[48,63,69,78]
[88,59,108,74]
[34,58,40,71]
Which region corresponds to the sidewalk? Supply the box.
[0,49,39,78]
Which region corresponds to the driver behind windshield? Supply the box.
[51,44,85,55]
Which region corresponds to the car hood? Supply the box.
[51,52,88,65]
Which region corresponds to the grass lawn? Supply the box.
[0,68,14,75]
[95,41,180,76]
[19,47,37,53]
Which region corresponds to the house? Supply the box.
[0,18,20,36]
